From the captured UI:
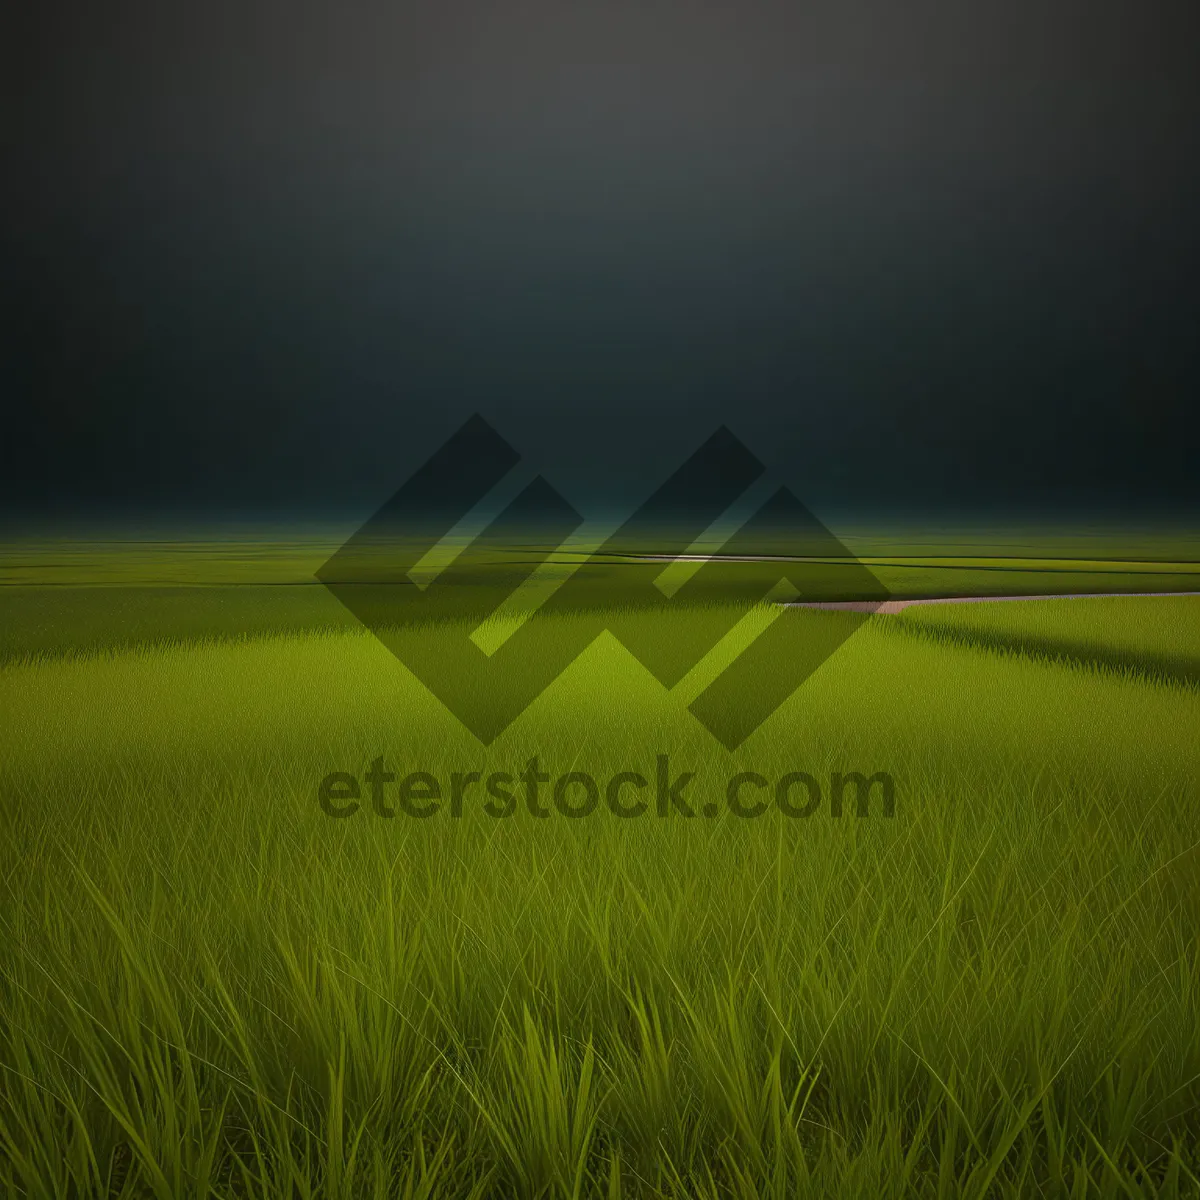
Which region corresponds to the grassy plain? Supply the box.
[1,528,1198,1197]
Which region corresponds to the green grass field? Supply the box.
[2,530,1199,1197]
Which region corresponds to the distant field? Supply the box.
[2,529,1198,1197]
[2,522,1198,662]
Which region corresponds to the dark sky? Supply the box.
[5,0,1199,521]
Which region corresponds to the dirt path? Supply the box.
[784,591,1200,614]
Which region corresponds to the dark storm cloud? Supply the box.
[5,0,1199,517]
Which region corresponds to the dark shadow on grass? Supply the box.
[892,617,1200,691]
[0,585,360,663]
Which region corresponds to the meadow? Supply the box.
[1,529,1198,1197]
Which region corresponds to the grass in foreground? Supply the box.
[1,588,1199,1197]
